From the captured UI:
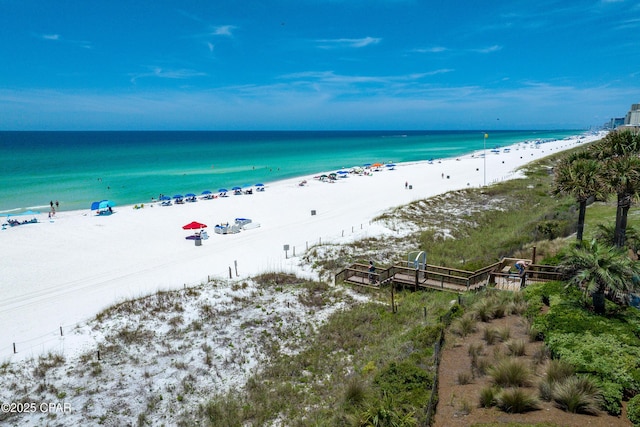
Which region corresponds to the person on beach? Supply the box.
[405,181,408,189]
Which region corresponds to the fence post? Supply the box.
[60,326,63,337]
[13,343,16,354]
[229,267,232,279]
[391,285,395,313]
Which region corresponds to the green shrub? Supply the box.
[343,378,367,407]
[505,339,526,357]
[374,361,432,406]
[478,386,498,408]
[457,371,472,385]
[538,379,554,401]
[483,327,500,345]
[472,356,491,378]
[451,313,477,337]
[551,376,601,415]
[593,379,623,416]
[628,394,640,426]
[489,358,532,388]
[473,299,495,322]
[545,359,574,384]
[496,388,539,413]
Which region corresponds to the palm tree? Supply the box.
[603,155,640,248]
[554,153,605,243]
[561,239,640,314]
[593,223,640,256]
[590,130,640,248]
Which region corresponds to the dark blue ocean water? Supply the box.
[0,130,581,213]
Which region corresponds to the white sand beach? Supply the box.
[0,132,603,361]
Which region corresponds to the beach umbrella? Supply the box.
[201,190,212,195]
[185,193,196,197]
[98,200,115,209]
[173,194,183,199]
[182,221,207,230]
[372,162,383,167]
[385,163,396,167]
[255,183,264,187]
[160,195,171,201]
[232,186,242,191]
[337,170,349,175]
[218,188,228,193]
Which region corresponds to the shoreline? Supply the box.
[0,131,604,360]
[0,130,585,215]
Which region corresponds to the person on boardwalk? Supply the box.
[368,260,376,284]
[515,260,528,276]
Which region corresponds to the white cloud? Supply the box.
[207,42,214,52]
[212,25,236,36]
[315,36,381,49]
[42,34,60,41]
[475,45,502,54]
[129,68,207,84]
[414,46,447,53]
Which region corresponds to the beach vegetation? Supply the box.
[488,358,532,388]
[627,393,640,426]
[496,388,539,413]
[554,152,606,242]
[560,239,640,314]
[550,375,601,414]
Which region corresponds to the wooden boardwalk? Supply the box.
[335,257,563,294]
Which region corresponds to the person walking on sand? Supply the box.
[405,181,408,189]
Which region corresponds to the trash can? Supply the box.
[195,238,202,246]
[311,210,316,216]
[408,185,412,189]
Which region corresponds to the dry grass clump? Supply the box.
[505,338,527,357]
[551,376,601,414]
[496,388,540,413]
[451,313,477,337]
[489,357,532,388]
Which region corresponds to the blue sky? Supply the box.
[1,0,639,130]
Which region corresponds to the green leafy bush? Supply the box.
[374,361,432,406]
[628,394,640,426]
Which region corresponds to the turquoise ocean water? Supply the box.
[0,130,583,213]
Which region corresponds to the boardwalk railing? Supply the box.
[335,258,564,293]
